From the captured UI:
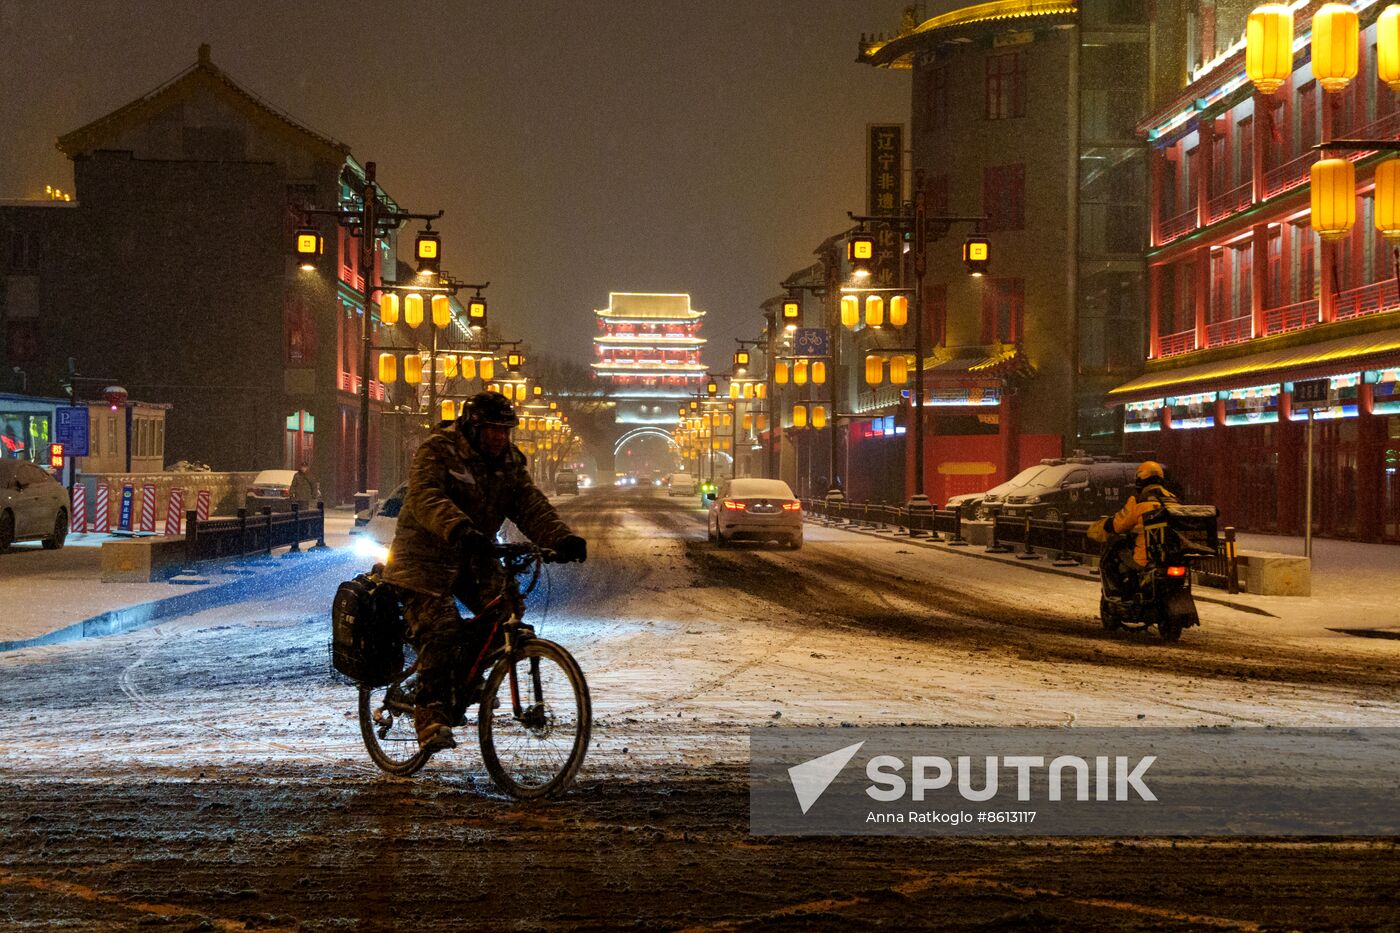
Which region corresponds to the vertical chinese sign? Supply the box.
[866,123,904,287]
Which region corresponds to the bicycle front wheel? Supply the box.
[478,639,591,799]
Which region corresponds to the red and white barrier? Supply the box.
[70,484,87,534]
[165,487,184,536]
[195,489,211,522]
[93,484,111,533]
[139,483,157,533]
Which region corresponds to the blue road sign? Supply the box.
[54,407,89,457]
[793,327,830,358]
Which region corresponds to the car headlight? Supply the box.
[352,537,390,563]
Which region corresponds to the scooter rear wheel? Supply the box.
[1099,596,1122,631]
[1158,589,1198,643]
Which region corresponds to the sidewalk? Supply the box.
[810,517,1400,640]
[0,512,358,651]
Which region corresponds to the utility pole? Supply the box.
[765,308,777,479]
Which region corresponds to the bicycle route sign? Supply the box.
[793,328,830,359]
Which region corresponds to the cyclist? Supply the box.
[383,391,587,755]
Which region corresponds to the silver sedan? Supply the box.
[706,477,803,550]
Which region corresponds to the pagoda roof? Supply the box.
[57,44,351,165]
[596,292,704,320]
[859,1,1078,69]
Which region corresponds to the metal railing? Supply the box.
[1262,298,1319,336]
[1334,278,1400,321]
[1206,314,1253,348]
[1157,328,1198,358]
[801,498,1240,593]
[184,501,328,564]
[1263,149,1319,200]
[1208,182,1253,223]
[1158,209,1198,245]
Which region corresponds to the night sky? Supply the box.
[0,1,911,370]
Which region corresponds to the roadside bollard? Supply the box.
[237,507,249,558]
[313,500,330,550]
[1015,515,1041,560]
[1224,526,1239,594]
[1052,515,1079,566]
[947,510,969,547]
[263,506,274,557]
[286,502,303,555]
[985,516,1012,553]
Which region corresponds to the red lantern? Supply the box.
[103,385,128,411]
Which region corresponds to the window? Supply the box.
[1233,243,1252,319]
[8,231,41,272]
[983,164,1025,232]
[981,278,1024,344]
[1210,249,1228,322]
[1210,127,1228,197]
[1236,116,1253,188]
[1264,98,1286,172]
[926,63,949,130]
[1267,228,1283,307]
[1297,80,1317,157]
[984,52,1025,120]
[1293,221,1316,301]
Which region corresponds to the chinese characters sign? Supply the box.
[866,123,903,287]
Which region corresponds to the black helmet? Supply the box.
[461,391,519,429]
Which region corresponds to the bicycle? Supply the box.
[357,543,592,799]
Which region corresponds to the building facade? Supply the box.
[859,0,1151,506]
[1114,0,1400,542]
[0,45,408,503]
[592,292,708,425]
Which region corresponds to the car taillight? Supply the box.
[782,501,801,511]
[1166,566,1187,577]
[722,499,746,510]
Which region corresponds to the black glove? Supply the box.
[453,527,490,557]
[554,534,587,564]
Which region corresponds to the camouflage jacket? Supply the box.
[382,422,572,597]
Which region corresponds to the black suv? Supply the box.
[998,458,1138,524]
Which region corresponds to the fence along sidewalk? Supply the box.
[184,501,328,565]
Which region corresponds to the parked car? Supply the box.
[0,459,71,550]
[946,464,1056,520]
[706,477,803,549]
[245,469,317,513]
[999,459,1139,524]
[350,481,405,563]
[668,472,696,496]
[553,469,579,495]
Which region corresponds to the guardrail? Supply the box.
[801,499,1240,593]
[184,501,328,565]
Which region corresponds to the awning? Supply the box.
[1105,325,1400,403]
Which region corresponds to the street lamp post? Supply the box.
[781,281,843,502]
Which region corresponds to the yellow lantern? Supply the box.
[743,413,753,430]
[1310,158,1356,240]
[722,413,732,427]
[811,361,827,385]
[1245,4,1294,95]
[440,400,455,421]
[404,354,423,385]
[378,353,397,384]
[756,414,767,431]
[743,383,754,398]
[1376,159,1400,240]
[722,437,731,450]
[1312,3,1359,93]
[890,355,909,385]
[442,354,458,378]
[840,295,859,328]
[775,360,789,384]
[487,382,499,393]
[889,294,909,327]
[729,382,740,399]
[379,293,400,325]
[480,358,495,381]
[502,384,514,401]
[865,354,884,385]
[865,295,884,327]
[812,405,828,429]
[1380,5,1400,92]
[794,359,808,385]
[404,293,424,328]
[792,404,807,428]
[431,295,451,328]
[461,357,476,380]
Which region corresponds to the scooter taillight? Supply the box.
[1166,566,1187,577]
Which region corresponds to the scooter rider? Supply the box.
[1105,461,1177,576]
[383,391,587,755]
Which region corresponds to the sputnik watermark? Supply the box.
[751,727,1400,836]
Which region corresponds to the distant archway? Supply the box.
[612,427,676,459]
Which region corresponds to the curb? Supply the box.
[0,548,353,654]
[808,517,1277,619]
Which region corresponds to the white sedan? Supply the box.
[706,477,803,550]
[0,459,71,551]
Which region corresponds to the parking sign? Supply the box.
[54,407,89,457]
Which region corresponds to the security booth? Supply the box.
[0,393,63,466]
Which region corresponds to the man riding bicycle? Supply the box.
[383,391,586,755]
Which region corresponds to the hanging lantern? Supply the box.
[743,413,753,430]
[721,437,731,450]
[461,357,477,380]
[756,414,767,431]
[889,294,909,327]
[811,361,827,385]
[794,360,809,385]
[792,404,807,428]
[865,295,885,327]
[440,400,456,421]
[442,354,458,379]
[1310,158,1356,240]
[1312,4,1359,93]
[812,405,828,429]
[404,354,423,385]
[467,297,487,323]
[775,360,789,384]
[865,354,884,385]
[743,383,754,398]
[1380,5,1400,92]
[722,413,732,427]
[729,382,740,399]
[755,383,766,399]
[1377,159,1400,240]
[840,295,859,328]
[502,384,514,401]
[480,358,495,380]
[378,353,397,384]
[1245,5,1294,95]
[890,355,910,385]
[379,292,400,325]
[487,382,499,393]
[404,293,424,328]
[431,295,451,329]
[533,384,543,397]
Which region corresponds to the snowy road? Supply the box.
[2,488,1397,930]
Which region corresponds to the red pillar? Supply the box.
[1195,245,1211,351]
[1196,122,1214,229]
[1252,92,1269,204]
[1149,263,1163,358]
[1251,224,1268,338]
[1277,391,1301,534]
[999,387,1019,479]
[1150,150,1165,246]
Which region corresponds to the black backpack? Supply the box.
[331,571,404,686]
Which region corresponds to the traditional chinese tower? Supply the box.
[593,292,707,424]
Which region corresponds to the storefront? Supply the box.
[0,393,59,465]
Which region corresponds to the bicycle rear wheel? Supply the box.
[478,639,591,799]
[358,655,429,776]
